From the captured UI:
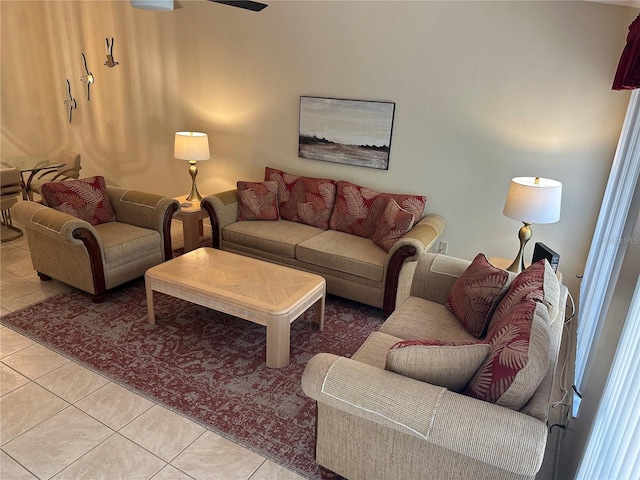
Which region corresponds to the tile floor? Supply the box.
[0,213,569,480]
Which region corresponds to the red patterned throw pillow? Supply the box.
[329,181,426,239]
[372,200,415,251]
[264,167,336,229]
[237,180,279,221]
[386,339,490,392]
[329,181,388,238]
[446,253,510,338]
[463,260,551,410]
[40,175,116,226]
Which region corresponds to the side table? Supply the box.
[173,195,209,253]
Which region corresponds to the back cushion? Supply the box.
[265,167,336,229]
[40,175,116,226]
[463,260,551,410]
[329,181,388,238]
[236,180,279,221]
[372,199,415,252]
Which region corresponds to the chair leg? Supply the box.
[91,293,106,304]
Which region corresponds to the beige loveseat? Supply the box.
[202,168,445,314]
[302,253,567,480]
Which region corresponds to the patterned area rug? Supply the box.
[1,278,386,478]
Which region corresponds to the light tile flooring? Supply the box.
[0,215,569,480]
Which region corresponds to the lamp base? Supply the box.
[507,222,532,273]
[186,160,203,202]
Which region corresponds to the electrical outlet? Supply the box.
[438,241,449,254]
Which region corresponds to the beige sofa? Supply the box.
[202,176,445,314]
[302,253,568,480]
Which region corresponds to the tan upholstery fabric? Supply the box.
[296,230,386,282]
[94,222,161,266]
[352,332,402,369]
[381,296,477,342]
[223,219,321,259]
[387,340,490,392]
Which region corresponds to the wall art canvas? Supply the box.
[298,96,395,170]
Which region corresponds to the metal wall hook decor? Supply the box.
[80,53,94,100]
[63,79,77,123]
[104,37,119,68]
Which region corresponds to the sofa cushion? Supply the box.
[329,181,427,239]
[296,229,386,282]
[329,181,387,238]
[381,297,479,342]
[445,253,510,338]
[386,339,490,392]
[223,219,321,259]
[265,167,337,229]
[40,175,116,226]
[463,261,551,410]
[372,200,415,252]
[386,192,427,221]
[94,221,162,268]
[236,180,279,221]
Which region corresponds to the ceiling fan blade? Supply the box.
[210,1,268,12]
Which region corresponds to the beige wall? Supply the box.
[1,0,638,298]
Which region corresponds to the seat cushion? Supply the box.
[94,221,161,268]
[296,229,386,282]
[223,219,322,259]
[381,296,478,342]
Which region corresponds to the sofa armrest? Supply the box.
[202,189,239,248]
[302,353,548,477]
[107,186,179,260]
[11,201,99,245]
[383,214,446,313]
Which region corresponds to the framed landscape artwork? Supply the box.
[298,96,395,170]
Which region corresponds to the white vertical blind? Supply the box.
[574,89,640,415]
[576,277,640,480]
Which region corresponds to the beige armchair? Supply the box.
[27,150,82,200]
[12,186,179,300]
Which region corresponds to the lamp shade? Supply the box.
[503,177,562,224]
[174,132,210,161]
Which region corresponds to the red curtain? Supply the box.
[613,14,640,90]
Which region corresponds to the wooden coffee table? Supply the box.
[145,248,326,368]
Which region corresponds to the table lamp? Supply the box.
[503,176,562,273]
[174,131,210,202]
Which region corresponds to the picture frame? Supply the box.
[298,96,395,170]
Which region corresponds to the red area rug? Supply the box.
[1,278,386,478]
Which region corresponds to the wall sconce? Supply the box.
[80,53,94,100]
[104,38,119,68]
[63,79,77,123]
[502,176,562,273]
[174,132,211,202]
